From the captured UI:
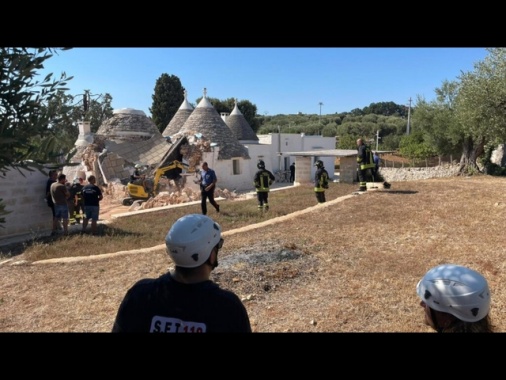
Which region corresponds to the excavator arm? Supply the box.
[153,160,189,184]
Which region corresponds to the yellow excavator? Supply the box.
[122,160,190,206]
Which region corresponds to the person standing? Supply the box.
[372,151,380,178]
[81,175,103,235]
[111,214,252,333]
[314,160,329,204]
[371,151,391,189]
[416,264,494,333]
[356,138,375,192]
[289,162,295,183]
[69,177,85,224]
[199,161,219,215]
[45,169,58,234]
[65,180,76,225]
[50,173,70,235]
[253,160,275,211]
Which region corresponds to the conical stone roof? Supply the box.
[225,99,259,142]
[179,89,250,160]
[162,90,194,137]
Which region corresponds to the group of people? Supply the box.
[194,141,391,215]
[43,165,492,332]
[111,211,494,333]
[45,171,103,235]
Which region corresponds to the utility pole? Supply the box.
[319,102,323,135]
[278,125,282,171]
[376,130,381,151]
[406,97,412,135]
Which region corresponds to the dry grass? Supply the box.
[1,175,505,332]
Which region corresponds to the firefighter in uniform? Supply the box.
[314,160,329,204]
[70,177,85,224]
[253,160,275,211]
[66,180,76,225]
[356,138,375,192]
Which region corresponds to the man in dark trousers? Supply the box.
[371,151,391,189]
[314,160,329,204]
[81,175,103,235]
[50,173,71,235]
[253,160,275,211]
[356,138,375,192]
[199,162,220,215]
[289,162,295,183]
[69,177,85,224]
[111,214,252,333]
[45,169,58,234]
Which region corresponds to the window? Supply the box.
[232,159,241,175]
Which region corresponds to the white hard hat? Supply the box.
[135,164,142,169]
[416,264,491,322]
[165,214,222,268]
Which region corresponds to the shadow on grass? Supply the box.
[377,190,418,195]
[0,224,142,259]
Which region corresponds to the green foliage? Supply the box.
[321,123,338,137]
[337,134,359,149]
[150,73,184,133]
[0,48,75,227]
[456,48,506,143]
[349,108,364,116]
[363,101,408,117]
[381,134,402,151]
[452,48,506,171]
[399,130,437,163]
[0,47,73,176]
[26,90,113,164]
[85,92,114,133]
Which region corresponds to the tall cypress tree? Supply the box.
[150,73,185,133]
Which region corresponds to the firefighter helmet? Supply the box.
[416,264,491,322]
[257,160,265,169]
[314,160,324,168]
[165,214,222,268]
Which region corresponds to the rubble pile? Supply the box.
[104,179,245,211]
[179,138,208,171]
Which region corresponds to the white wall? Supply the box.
[0,166,53,244]
[200,150,254,192]
[196,132,337,192]
[268,133,336,178]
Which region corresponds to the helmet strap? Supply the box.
[207,248,219,270]
[431,308,457,333]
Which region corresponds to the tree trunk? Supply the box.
[458,136,485,174]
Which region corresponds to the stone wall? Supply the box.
[380,164,461,182]
[0,167,52,244]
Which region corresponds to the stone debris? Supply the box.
[105,178,244,211]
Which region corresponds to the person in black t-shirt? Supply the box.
[81,175,103,235]
[111,214,252,333]
[45,170,58,234]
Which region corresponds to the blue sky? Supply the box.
[39,47,489,117]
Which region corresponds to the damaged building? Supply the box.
[62,88,336,208]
